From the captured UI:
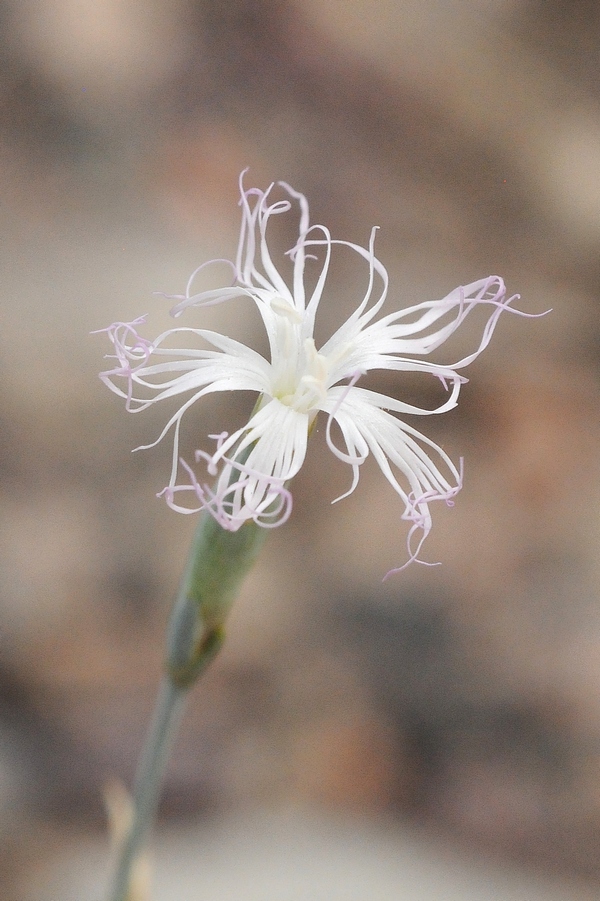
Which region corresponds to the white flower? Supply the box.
[98,172,532,576]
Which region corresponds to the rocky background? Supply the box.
[1,1,600,898]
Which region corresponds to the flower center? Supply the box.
[269,299,329,415]
[277,337,329,414]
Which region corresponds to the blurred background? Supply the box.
[1,0,600,898]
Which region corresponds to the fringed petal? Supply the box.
[96,172,538,575]
[324,388,462,574]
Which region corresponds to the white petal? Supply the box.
[202,399,309,525]
[323,389,462,570]
[323,382,461,419]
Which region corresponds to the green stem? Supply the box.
[106,507,267,901]
[108,675,187,901]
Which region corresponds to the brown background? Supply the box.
[1,0,600,897]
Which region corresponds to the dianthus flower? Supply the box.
[98,172,530,576]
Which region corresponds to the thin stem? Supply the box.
[108,676,188,901]
[106,507,266,900]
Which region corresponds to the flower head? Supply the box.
[98,172,534,577]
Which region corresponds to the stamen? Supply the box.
[270,295,303,323]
